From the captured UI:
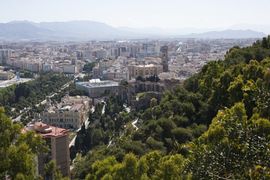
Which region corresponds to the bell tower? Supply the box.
[160,46,169,72]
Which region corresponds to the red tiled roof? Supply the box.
[25,122,68,138]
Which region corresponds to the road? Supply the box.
[12,78,75,122]
[132,118,139,131]
[0,77,33,88]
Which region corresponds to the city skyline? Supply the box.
[1,0,270,31]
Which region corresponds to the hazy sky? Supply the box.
[1,0,270,29]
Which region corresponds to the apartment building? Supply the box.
[0,49,10,65]
[25,122,70,177]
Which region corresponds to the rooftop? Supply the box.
[46,95,89,113]
[129,64,162,68]
[76,79,119,88]
[25,122,68,138]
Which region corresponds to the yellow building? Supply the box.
[128,64,163,79]
[41,96,90,129]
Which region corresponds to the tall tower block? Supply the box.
[160,46,169,72]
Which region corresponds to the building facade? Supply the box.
[76,79,120,98]
[41,96,90,129]
[0,49,10,65]
[25,122,70,178]
[128,64,163,79]
[160,46,169,72]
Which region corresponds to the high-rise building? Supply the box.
[0,49,10,65]
[25,122,70,178]
[160,46,169,72]
[139,43,159,57]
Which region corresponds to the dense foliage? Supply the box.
[83,62,96,74]
[75,103,270,179]
[2,36,270,179]
[72,36,270,179]
[0,73,70,121]
[0,108,47,179]
[188,103,270,179]
[84,151,187,180]
[70,95,132,158]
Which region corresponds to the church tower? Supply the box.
[160,46,169,72]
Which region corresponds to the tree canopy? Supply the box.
[72,36,270,179]
[0,108,47,179]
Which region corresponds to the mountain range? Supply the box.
[0,21,266,41]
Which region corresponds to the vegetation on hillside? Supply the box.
[0,108,47,179]
[0,73,70,123]
[72,36,270,179]
[2,36,270,179]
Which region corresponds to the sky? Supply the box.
[1,0,270,30]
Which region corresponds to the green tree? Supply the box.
[83,62,96,73]
[86,156,117,180]
[262,37,269,48]
[44,160,68,180]
[0,107,47,179]
[171,127,193,144]
[155,154,185,180]
[188,103,270,179]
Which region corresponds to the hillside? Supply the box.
[1,36,270,179]
[0,21,54,40]
[0,21,266,41]
[0,21,129,41]
[181,29,266,39]
[71,36,270,179]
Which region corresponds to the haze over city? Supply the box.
[1,0,270,33]
[1,0,270,179]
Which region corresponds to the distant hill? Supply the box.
[0,21,128,41]
[0,21,54,40]
[37,21,133,40]
[181,29,266,39]
[0,21,266,41]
